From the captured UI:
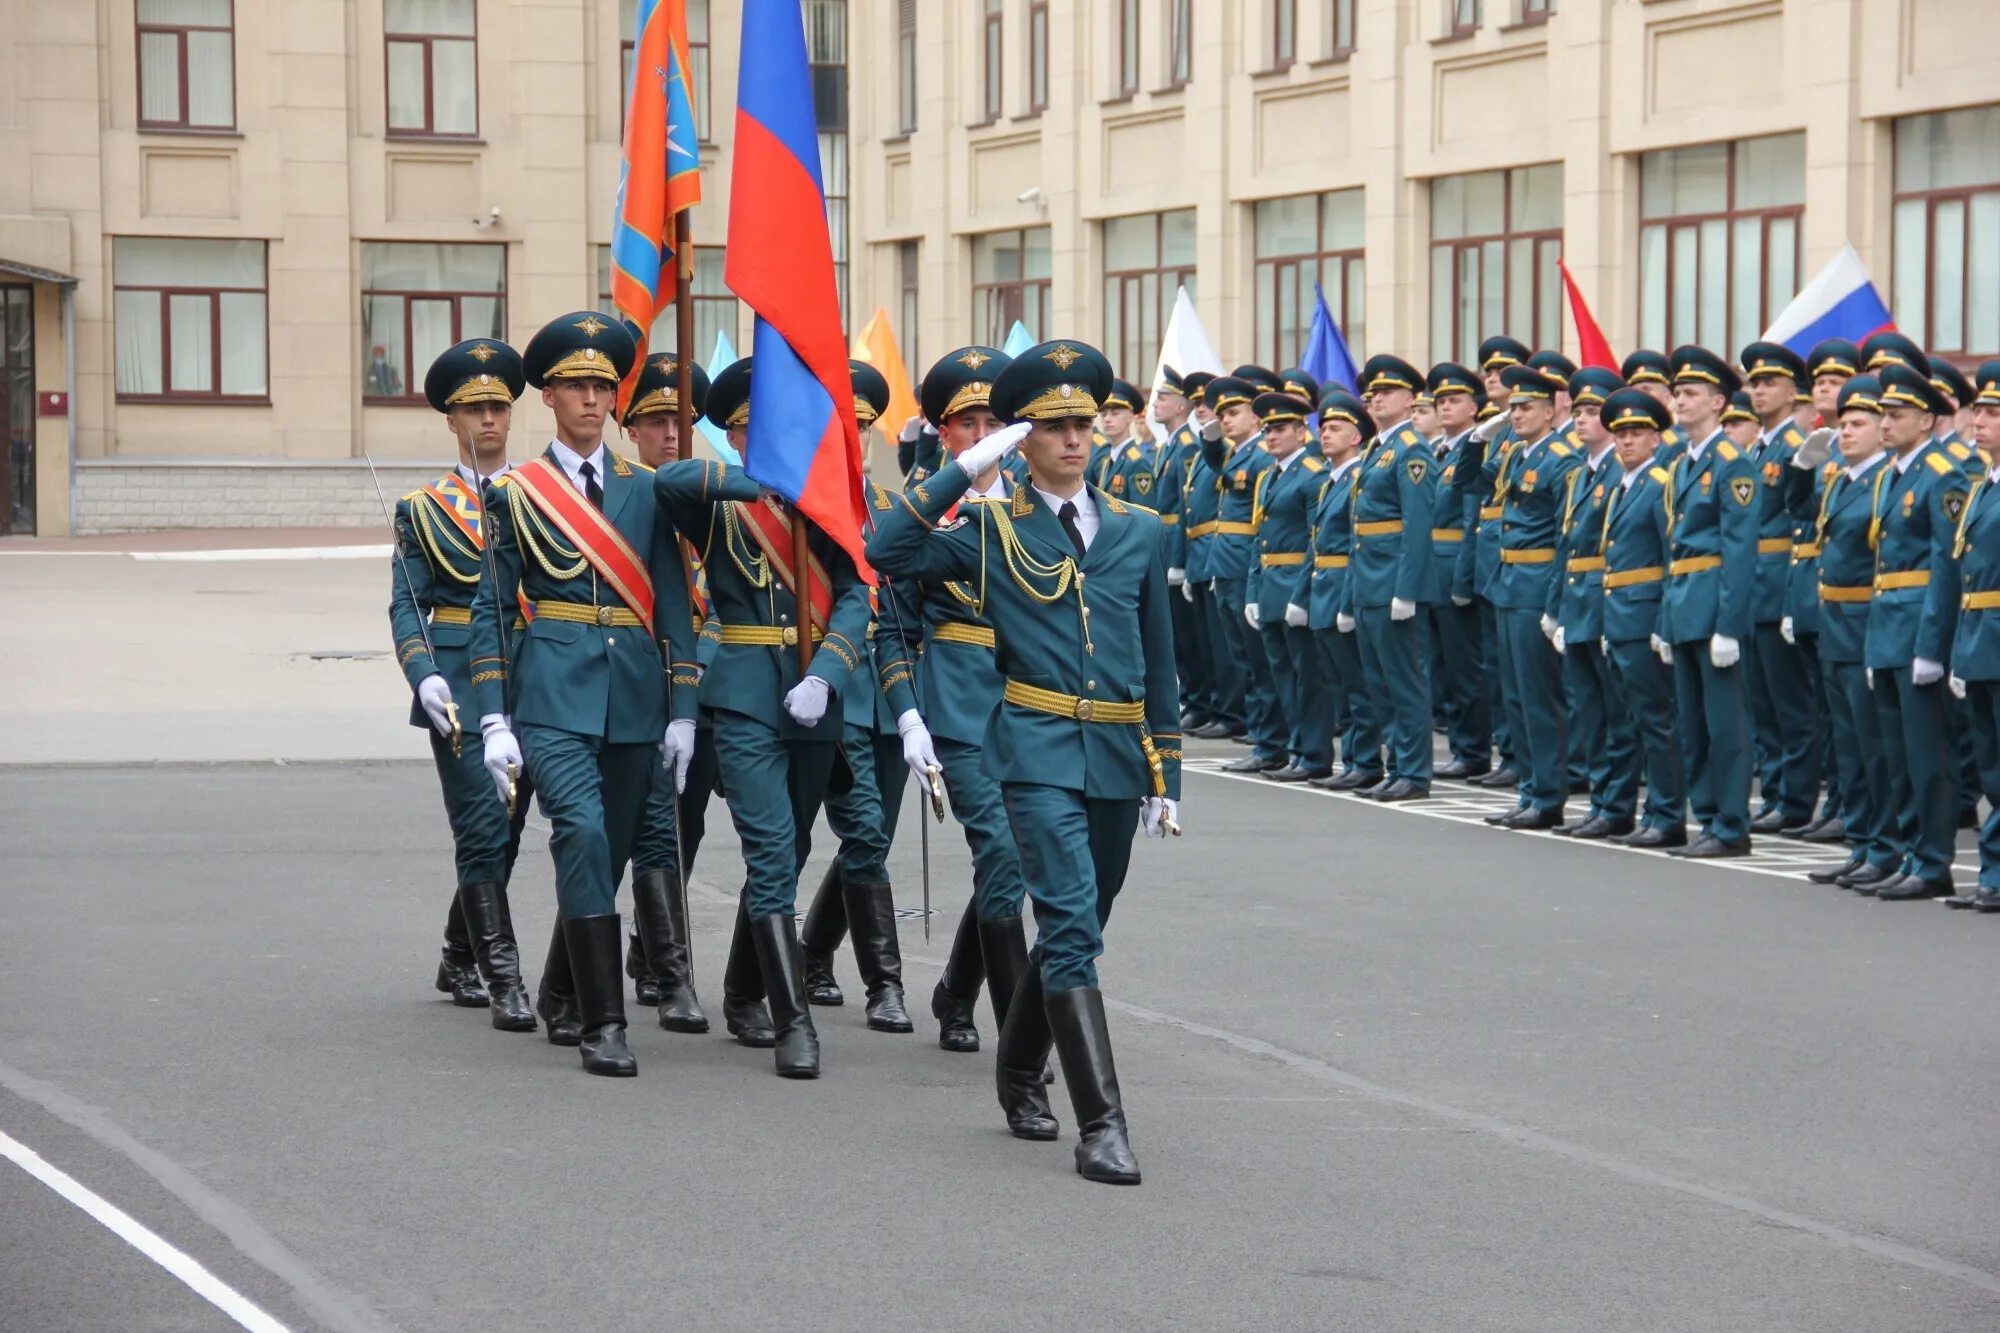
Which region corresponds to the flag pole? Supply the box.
[674,213,694,462]
[791,510,813,675]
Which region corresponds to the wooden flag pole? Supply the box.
[791,510,813,675]
[673,212,695,462]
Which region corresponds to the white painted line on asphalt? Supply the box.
[131,545,392,563]
[0,1127,293,1333]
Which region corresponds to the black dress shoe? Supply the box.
[1620,826,1687,849]
[1801,816,1849,843]
[1570,816,1634,841]
[1265,763,1312,783]
[1326,768,1381,791]
[435,956,488,1008]
[1547,822,1578,837]
[1473,766,1521,789]
[1974,889,2000,913]
[1960,808,1981,830]
[1748,810,1788,834]
[1189,721,1232,739]
[1677,834,1752,859]
[1372,779,1430,803]
[1943,890,1983,910]
[1499,807,1565,831]
[839,875,913,1034]
[1808,856,1866,885]
[1484,805,1529,826]
[1836,864,1893,894]
[1876,874,1954,901]
[1221,754,1268,774]
[1777,819,1819,838]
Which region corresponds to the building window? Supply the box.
[1637,134,1802,357]
[1449,0,1481,38]
[972,228,1051,347]
[1255,189,1365,371]
[1519,0,1551,22]
[1167,0,1192,87]
[1270,1,1297,70]
[899,241,921,380]
[137,0,235,131]
[1893,105,2000,361]
[113,238,267,401]
[597,246,737,362]
[897,0,918,134]
[1103,212,1198,380]
[385,0,478,137]
[1116,0,1139,97]
[1328,0,1356,58]
[360,243,505,403]
[805,0,849,328]
[1429,164,1562,364]
[2,286,37,535]
[1027,0,1048,114]
[980,0,1003,123]
[621,0,711,139]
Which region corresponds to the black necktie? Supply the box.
[579,460,603,510]
[1058,500,1086,561]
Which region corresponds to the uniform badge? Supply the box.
[1234,469,1249,489]
[1135,473,1153,495]
[1522,469,1538,490]
[1405,457,1428,484]
[1945,492,1967,522]
[1904,491,1917,516]
[1730,477,1756,507]
[1764,462,1782,485]
[1701,473,1712,492]
[938,516,968,532]
[1443,465,1456,483]
[1111,476,1126,493]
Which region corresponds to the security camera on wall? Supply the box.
[473,206,502,228]
[1017,186,1043,205]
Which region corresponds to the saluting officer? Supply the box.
[1947,361,2000,911]
[1427,362,1492,779]
[1252,384,1331,781]
[869,339,1181,1188]
[1304,391,1381,790]
[470,312,701,1077]
[392,339,537,1031]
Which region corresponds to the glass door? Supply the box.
[0,285,34,535]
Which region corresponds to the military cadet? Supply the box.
[1142,370,1205,730]
[1341,354,1439,801]
[1427,362,1492,779]
[1923,354,1990,831]
[1947,361,2000,911]
[470,312,700,1077]
[613,351,712,1033]
[1732,342,1821,836]
[1471,335,1532,790]
[797,363,917,1036]
[652,357,875,1077]
[1804,376,1902,891]
[869,338,1180,1188]
[1596,389,1687,847]
[1252,385,1331,781]
[1547,367,1637,839]
[1203,375,1286,773]
[1090,379,1143,488]
[1413,388,1439,446]
[1305,391,1382,790]
[391,339,538,1031]
[1656,346,1759,858]
[1481,363,1580,829]
[1180,373,1243,741]
[1529,351,1580,435]
[1863,362,1968,900]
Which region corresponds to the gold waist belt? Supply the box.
[1819,584,1874,604]
[1314,554,1350,570]
[1003,680,1146,724]
[717,624,824,646]
[1260,552,1307,567]
[1757,538,1792,555]
[1567,556,1606,573]
[1603,566,1663,589]
[1479,505,1503,521]
[1354,520,1404,536]
[1431,528,1466,542]
[1876,569,1930,591]
[1157,513,1180,525]
[535,600,643,627]
[1187,521,1218,538]
[1670,556,1722,576]
[1214,520,1257,536]
[1502,548,1555,564]
[1792,542,1821,559]
[430,606,472,625]
[931,622,996,648]
[1964,591,2000,611]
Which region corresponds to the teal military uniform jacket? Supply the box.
[1783,454,1839,636]
[1814,459,1884,666]
[1599,461,1674,645]
[1472,424,1519,600]
[1492,430,1581,612]
[1150,423,1197,569]
[1342,421,1439,611]
[468,448,698,741]
[1659,434,1760,645]
[1951,472,2000,681]
[1205,430,1273,580]
[653,458,873,739]
[1551,451,1624,640]
[1749,422,1805,624]
[867,465,1182,801]
[1939,431,1984,481]
[391,472,490,729]
[1249,452,1326,618]
[1304,459,1361,631]
[1864,445,1969,671]
[1182,443,1222,583]
[1435,428,1482,602]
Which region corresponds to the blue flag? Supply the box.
[1300,284,1358,396]
[1002,321,1035,357]
[695,328,740,463]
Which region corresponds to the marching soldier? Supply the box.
[1863,361,1968,900]
[1947,360,2000,911]
[1471,335,1532,790]
[1596,389,1687,847]
[1428,362,1492,779]
[1252,383,1331,781]
[469,312,701,1077]
[1305,391,1382,790]
[1203,375,1286,773]
[391,339,538,1030]
[1180,373,1243,741]
[652,357,875,1076]
[869,338,1180,1188]
[1804,375,1902,891]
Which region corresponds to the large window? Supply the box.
[621,0,710,138]
[972,228,1051,348]
[1328,0,1356,58]
[113,238,267,401]
[2,286,36,535]
[360,243,505,404]
[385,0,477,137]
[897,0,917,134]
[805,0,849,327]
[1255,189,1365,370]
[1167,0,1192,87]
[1450,0,1481,37]
[1116,0,1139,97]
[899,241,920,379]
[1637,134,1802,356]
[1027,0,1048,114]
[1429,164,1562,364]
[1103,211,1197,379]
[980,0,1003,123]
[137,0,235,130]
[1270,1,1297,70]
[597,246,738,365]
[1893,105,2000,362]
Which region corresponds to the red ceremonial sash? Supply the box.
[509,457,656,635]
[733,495,833,629]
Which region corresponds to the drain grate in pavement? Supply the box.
[297,649,390,661]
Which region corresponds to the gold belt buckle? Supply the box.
[781,625,799,646]
[594,606,614,626]
[1073,698,1095,721]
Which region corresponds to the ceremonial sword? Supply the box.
[364,451,460,755]
[867,514,947,941]
[464,452,520,816]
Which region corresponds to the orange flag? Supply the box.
[851,306,921,444]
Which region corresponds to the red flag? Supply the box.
[1558,260,1618,370]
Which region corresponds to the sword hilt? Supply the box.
[446,700,462,757]
[1162,812,1182,838]
[926,764,946,822]
[505,761,520,818]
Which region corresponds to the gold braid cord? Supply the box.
[985,504,1091,655]
[505,482,590,580]
[718,503,773,590]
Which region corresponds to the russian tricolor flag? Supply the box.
[727,0,871,577]
[1762,244,1896,359]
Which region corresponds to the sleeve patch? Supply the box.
[1944,491,1967,522]
[1730,477,1756,507]
[1405,457,1428,484]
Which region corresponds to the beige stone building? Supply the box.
[1,0,1994,535]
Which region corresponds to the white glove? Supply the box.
[1167,566,1186,587]
[1451,595,1472,608]
[1710,633,1741,669]
[1285,601,1309,628]
[482,723,522,804]
[1245,603,1262,630]
[1473,413,1509,443]
[416,673,456,737]
[1866,667,1875,690]
[1540,614,1559,641]
[898,415,926,444]
[1390,598,1416,622]
[1912,656,1945,687]
[1336,612,1356,633]
[1552,626,1567,655]
[1792,426,1835,472]
[1141,796,1179,838]
[1600,637,1610,655]
[784,674,832,726]
[1200,417,1225,444]
[1180,577,1196,604]
[1950,674,1968,700]
[661,718,696,793]
[896,708,940,782]
[1652,634,1671,665]
[1780,616,1795,645]
[955,420,1031,478]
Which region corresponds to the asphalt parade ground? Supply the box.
[4,543,2000,1330]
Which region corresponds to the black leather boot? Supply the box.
[1046,986,1140,1185]
[535,920,583,1046]
[931,902,984,1053]
[435,895,488,1007]
[750,911,820,1078]
[844,877,912,1033]
[626,927,662,1006]
[631,867,710,1033]
[722,898,775,1047]
[977,916,1029,1031]
[798,862,847,1006]
[565,914,636,1077]
[457,881,535,1032]
[993,961,1057,1141]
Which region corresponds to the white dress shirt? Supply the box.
[1035,483,1099,549]
[548,439,609,494]
[1847,451,1887,483]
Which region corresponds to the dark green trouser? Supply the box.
[709,711,837,918]
[1001,783,1138,994]
[517,723,652,919]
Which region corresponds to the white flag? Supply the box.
[1145,285,1224,442]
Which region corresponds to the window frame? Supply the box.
[1166,0,1192,89]
[1517,0,1551,25]
[1026,0,1048,115]
[1637,137,1803,356]
[1103,211,1199,385]
[1429,168,1563,365]
[979,0,1004,125]
[384,0,480,140]
[360,243,507,407]
[896,0,918,135]
[971,227,1052,348]
[135,0,237,132]
[1447,0,1482,39]
[1253,191,1366,371]
[0,284,33,535]
[898,240,921,381]
[113,238,270,405]
[1114,0,1139,101]
[1269,0,1297,72]
[1326,0,1356,60]
[1890,110,2000,363]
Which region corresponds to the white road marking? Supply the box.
[131,545,391,563]
[0,1127,293,1333]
